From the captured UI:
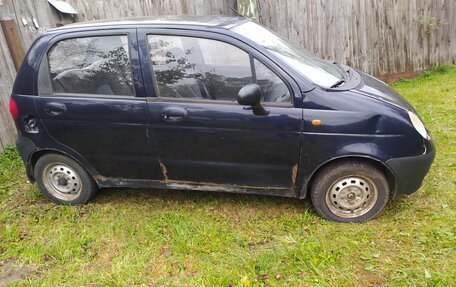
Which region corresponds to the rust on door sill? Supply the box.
[93,175,293,195]
[163,179,288,191]
[158,160,169,182]
[291,163,298,187]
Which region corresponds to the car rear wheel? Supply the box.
[34,154,98,205]
[310,161,389,222]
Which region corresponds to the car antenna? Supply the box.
[229,6,244,17]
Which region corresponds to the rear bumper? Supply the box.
[386,140,436,196]
[16,135,37,182]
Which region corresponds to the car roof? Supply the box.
[48,15,249,32]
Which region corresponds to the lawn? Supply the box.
[1,66,455,287]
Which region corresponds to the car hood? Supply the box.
[352,70,416,113]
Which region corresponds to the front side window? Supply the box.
[47,35,134,96]
[148,35,252,101]
[148,35,291,103]
[254,59,290,103]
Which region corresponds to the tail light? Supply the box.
[9,98,19,119]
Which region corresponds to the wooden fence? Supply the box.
[260,0,456,78]
[0,0,455,151]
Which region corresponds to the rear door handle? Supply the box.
[161,107,187,122]
[44,102,67,116]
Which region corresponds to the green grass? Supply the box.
[1,66,455,286]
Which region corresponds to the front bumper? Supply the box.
[386,140,436,196]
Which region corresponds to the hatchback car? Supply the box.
[10,16,435,222]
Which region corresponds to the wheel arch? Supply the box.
[29,149,100,187]
[303,155,397,199]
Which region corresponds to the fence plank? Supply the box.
[0,17,18,150]
[1,19,25,70]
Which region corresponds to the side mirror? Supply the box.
[237,84,269,115]
[237,84,262,106]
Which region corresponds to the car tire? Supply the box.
[310,160,389,222]
[34,153,98,205]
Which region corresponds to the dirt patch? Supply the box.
[0,259,36,286]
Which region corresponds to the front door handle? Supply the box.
[161,107,187,122]
[44,102,67,116]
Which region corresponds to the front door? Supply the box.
[35,30,162,180]
[140,30,303,191]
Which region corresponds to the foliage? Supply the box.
[417,16,449,37]
[0,67,455,286]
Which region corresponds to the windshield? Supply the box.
[232,21,344,88]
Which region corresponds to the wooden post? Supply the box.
[237,0,261,22]
[1,19,25,71]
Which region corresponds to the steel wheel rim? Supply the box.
[325,175,378,218]
[42,163,82,201]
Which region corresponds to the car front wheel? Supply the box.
[310,161,390,222]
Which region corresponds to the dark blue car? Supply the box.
[9,16,435,222]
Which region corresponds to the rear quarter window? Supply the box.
[41,35,134,96]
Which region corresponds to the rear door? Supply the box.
[139,29,303,191]
[35,29,162,180]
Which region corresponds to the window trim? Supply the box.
[144,32,294,107]
[38,31,137,99]
[45,92,141,100]
[249,54,257,82]
[145,94,293,107]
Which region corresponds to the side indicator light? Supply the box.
[312,119,322,126]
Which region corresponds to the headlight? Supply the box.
[408,111,430,140]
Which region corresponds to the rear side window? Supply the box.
[45,35,134,96]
